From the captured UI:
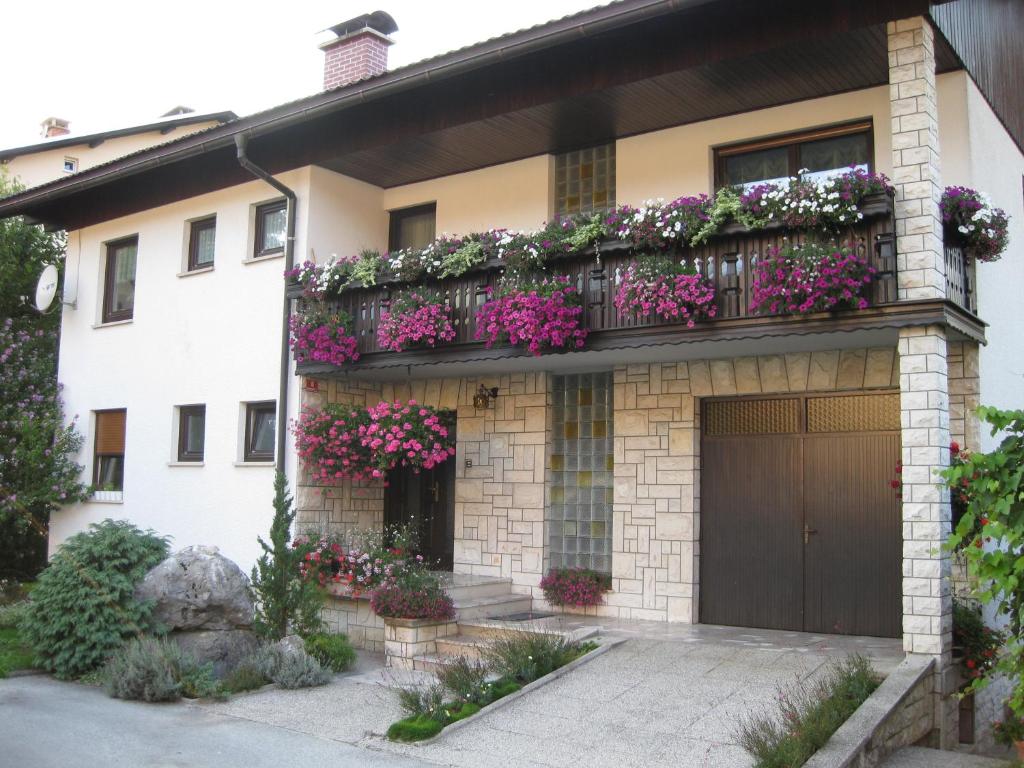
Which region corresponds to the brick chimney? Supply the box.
[40,117,70,138]
[320,11,397,91]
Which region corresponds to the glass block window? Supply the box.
[554,144,616,218]
[548,371,614,572]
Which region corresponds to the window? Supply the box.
[254,201,287,259]
[555,143,616,218]
[102,236,138,323]
[715,122,872,189]
[187,216,216,271]
[244,401,276,462]
[63,157,78,174]
[177,405,206,462]
[388,203,436,252]
[94,409,127,492]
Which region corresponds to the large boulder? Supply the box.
[135,545,254,631]
[171,629,261,677]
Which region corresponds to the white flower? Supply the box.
[958,225,969,234]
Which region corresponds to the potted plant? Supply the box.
[474,275,587,356]
[750,241,875,316]
[377,290,456,352]
[993,712,1024,759]
[540,567,612,608]
[940,185,1010,262]
[288,309,359,366]
[614,254,717,327]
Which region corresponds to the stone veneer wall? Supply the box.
[295,373,548,596]
[947,341,981,451]
[553,346,901,623]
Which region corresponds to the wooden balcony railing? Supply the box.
[291,194,975,365]
[944,242,977,315]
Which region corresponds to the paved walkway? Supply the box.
[203,622,903,768]
[883,746,1011,767]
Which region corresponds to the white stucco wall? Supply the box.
[955,78,1024,446]
[54,169,310,571]
[3,122,225,189]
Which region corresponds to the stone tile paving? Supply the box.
[201,625,904,768]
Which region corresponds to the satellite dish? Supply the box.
[34,264,59,312]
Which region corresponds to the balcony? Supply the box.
[292,193,983,377]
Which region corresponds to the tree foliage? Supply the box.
[944,406,1024,714]
[250,472,324,640]
[0,169,88,577]
[21,519,170,678]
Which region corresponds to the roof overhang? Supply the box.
[0,0,958,231]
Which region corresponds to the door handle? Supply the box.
[430,481,440,503]
[803,524,818,545]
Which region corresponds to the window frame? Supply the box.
[713,121,874,190]
[253,200,287,260]
[187,216,217,271]
[93,409,127,492]
[102,235,139,324]
[177,405,206,463]
[63,157,78,174]
[243,401,276,463]
[388,202,437,252]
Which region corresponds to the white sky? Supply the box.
[0,0,602,149]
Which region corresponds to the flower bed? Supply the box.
[614,255,717,326]
[377,290,456,352]
[474,275,587,356]
[940,185,1009,262]
[288,310,359,366]
[750,242,876,315]
[294,399,455,483]
[540,567,612,608]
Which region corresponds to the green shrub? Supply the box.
[447,701,481,723]
[397,680,446,718]
[482,631,588,684]
[488,678,522,700]
[437,655,490,705]
[21,519,169,678]
[251,473,324,640]
[271,650,330,689]
[103,636,183,702]
[387,714,444,742]
[304,632,356,673]
[735,654,880,768]
[104,635,223,702]
[0,626,34,678]
[220,663,269,694]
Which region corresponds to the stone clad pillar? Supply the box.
[889,17,946,301]
[898,324,956,746]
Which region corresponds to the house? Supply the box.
[0,0,1021,748]
[0,108,237,189]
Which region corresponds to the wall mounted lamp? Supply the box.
[473,384,499,409]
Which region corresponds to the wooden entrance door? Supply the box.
[384,457,455,570]
[700,392,901,638]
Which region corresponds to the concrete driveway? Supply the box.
[381,623,904,768]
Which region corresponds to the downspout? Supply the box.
[235,134,296,475]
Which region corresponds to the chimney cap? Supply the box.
[327,10,398,39]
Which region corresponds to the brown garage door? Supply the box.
[700,392,901,638]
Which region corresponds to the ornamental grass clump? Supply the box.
[614,255,717,327]
[940,185,1009,262]
[539,567,612,608]
[474,275,587,356]
[294,400,455,484]
[288,310,359,366]
[735,654,880,768]
[750,242,875,316]
[377,290,456,352]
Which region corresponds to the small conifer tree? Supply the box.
[250,472,323,639]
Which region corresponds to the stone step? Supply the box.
[456,616,576,640]
[444,577,515,602]
[435,634,491,661]
[882,747,1011,768]
[454,594,534,621]
[411,653,449,674]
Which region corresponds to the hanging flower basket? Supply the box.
[614,255,717,327]
[288,310,359,365]
[294,399,455,483]
[474,275,587,356]
[750,242,876,315]
[377,290,456,352]
[940,186,1009,262]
